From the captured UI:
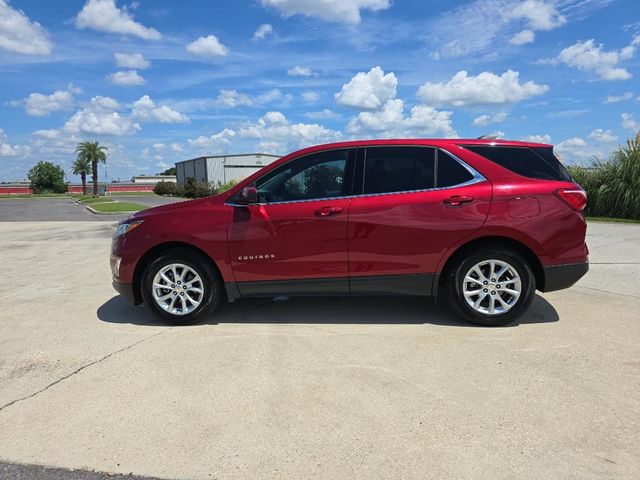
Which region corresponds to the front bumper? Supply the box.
[112,279,138,304]
[542,262,589,292]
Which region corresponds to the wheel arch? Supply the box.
[132,241,223,304]
[435,236,545,295]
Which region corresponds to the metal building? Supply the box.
[175,153,280,187]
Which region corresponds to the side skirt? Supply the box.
[224,274,435,301]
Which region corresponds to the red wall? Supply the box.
[1,183,157,196]
[107,184,155,193]
[0,186,33,195]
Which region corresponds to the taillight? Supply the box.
[554,188,587,211]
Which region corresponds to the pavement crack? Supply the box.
[576,285,640,299]
[0,329,168,413]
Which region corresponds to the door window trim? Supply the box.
[226,147,356,206]
[353,145,486,200]
[225,145,485,206]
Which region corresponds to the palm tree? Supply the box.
[75,141,108,196]
[71,155,92,195]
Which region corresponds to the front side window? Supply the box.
[255,149,349,203]
[363,147,435,195]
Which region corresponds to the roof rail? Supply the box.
[476,134,499,140]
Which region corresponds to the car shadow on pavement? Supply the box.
[97,293,558,328]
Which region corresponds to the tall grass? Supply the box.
[568,133,640,220]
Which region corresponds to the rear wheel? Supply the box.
[142,248,221,325]
[445,247,535,326]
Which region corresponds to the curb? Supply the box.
[85,205,138,215]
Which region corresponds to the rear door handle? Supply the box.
[443,196,474,207]
[316,206,343,216]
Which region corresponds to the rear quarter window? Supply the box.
[463,145,572,182]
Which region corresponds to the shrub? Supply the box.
[182,177,214,198]
[216,179,239,193]
[28,161,67,194]
[154,181,181,196]
[567,132,640,220]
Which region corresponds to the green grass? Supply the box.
[586,216,640,224]
[0,193,67,199]
[106,191,156,196]
[90,202,148,213]
[76,196,116,204]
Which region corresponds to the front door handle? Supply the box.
[316,206,343,217]
[443,195,474,207]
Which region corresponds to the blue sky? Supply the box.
[0,0,638,182]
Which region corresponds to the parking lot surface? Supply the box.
[0,196,183,222]
[0,220,638,480]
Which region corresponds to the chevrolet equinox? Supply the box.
[111,139,588,326]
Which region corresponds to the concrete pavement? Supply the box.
[0,220,638,479]
[0,196,184,222]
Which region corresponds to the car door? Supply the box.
[348,146,492,295]
[227,148,355,296]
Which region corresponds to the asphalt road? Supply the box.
[0,196,183,222]
[0,220,638,479]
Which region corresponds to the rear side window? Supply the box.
[463,145,572,182]
[437,151,474,187]
[363,147,435,194]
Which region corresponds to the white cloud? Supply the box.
[301,91,320,102]
[260,0,391,24]
[335,66,397,110]
[186,35,228,57]
[107,70,145,86]
[75,0,161,40]
[417,70,548,107]
[521,134,551,143]
[287,66,314,77]
[429,0,573,58]
[552,37,638,81]
[12,84,80,116]
[510,29,534,45]
[472,111,508,127]
[257,88,293,107]
[131,95,189,123]
[170,143,183,153]
[114,52,150,69]
[237,111,342,152]
[588,129,618,143]
[604,92,634,103]
[64,96,141,136]
[215,89,253,108]
[253,23,273,40]
[346,99,457,138]
[188,128,236,151]
[0,0,53,55]
[0,129,30,157]
[502,0,565,31]
[33,129,61,139]
[305,109,339,119]
[553,136,615,163]
[622,113,639,131]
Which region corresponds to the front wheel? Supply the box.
[445,247,535,326]
[142,248,221,325]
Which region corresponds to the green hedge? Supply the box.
[567,133,640,220]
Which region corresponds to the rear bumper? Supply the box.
[542,262,589,292]
[112,279,138,304]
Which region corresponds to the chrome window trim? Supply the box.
[224,145,486,207]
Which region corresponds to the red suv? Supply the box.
[111,139,588,326]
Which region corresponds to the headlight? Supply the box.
[114,219,144,237]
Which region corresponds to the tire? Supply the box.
[141,248,222,325]
[444,246,535,326]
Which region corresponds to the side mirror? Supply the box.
[237,186,258,205]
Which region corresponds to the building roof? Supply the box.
[176,153,280,164]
